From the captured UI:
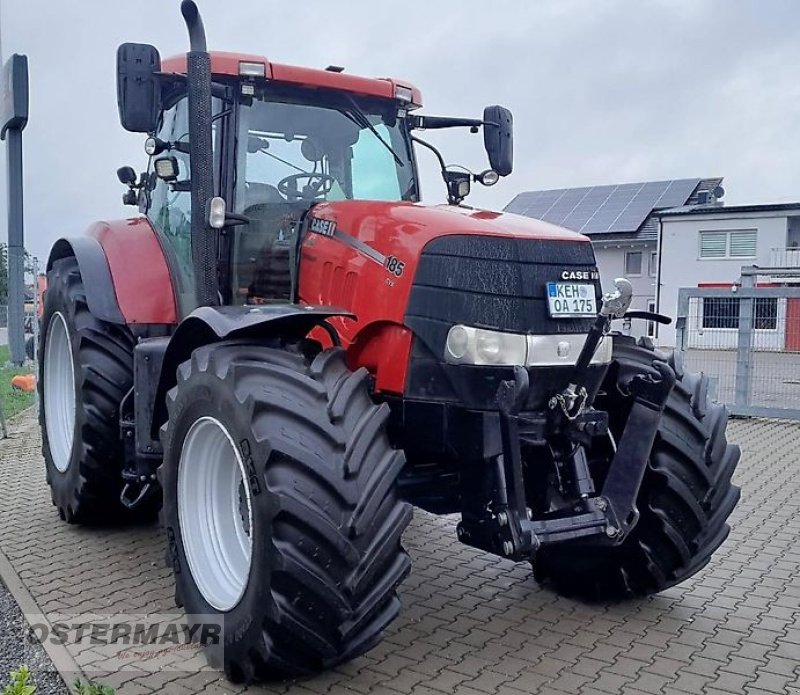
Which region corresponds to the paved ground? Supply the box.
[0,411,799,695]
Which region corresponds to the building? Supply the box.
[505,178,723,326]
[655,202,800,347]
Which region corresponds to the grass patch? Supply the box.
[0,345,35,419]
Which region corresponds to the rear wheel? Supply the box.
[534,334,741,600]
[160,342,411,680]
[38,256,135,523]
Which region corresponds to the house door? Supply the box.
[786,298,800,351]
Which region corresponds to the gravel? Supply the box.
[0,579,69,695]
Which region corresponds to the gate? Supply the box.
[676,285,800,420]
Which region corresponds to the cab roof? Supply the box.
[160,51,422,107]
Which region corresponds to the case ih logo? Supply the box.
[309,216,336,237]
[560,269,599,281]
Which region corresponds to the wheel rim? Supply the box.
[43,312,76,473]
[178,416,254,612]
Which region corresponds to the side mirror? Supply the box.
[117,43,162,133]
[117,166,137,185]
[483,105,513,177]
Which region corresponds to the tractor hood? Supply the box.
[297,199,599,395]
[306,200,589,260]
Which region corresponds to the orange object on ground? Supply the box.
[11,374,36,392]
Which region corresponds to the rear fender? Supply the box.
[47,217,178,325]
[151,304,353,439]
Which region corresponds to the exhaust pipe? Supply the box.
[181,0,218,306]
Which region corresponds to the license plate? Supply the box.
[546,282,597,318]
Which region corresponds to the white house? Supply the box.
[655,202,800,348]
[505,178,723,335]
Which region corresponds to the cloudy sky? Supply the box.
[1,0,799,262]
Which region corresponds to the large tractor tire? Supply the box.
[38,256,135,523]
[534,334,740,600]
[159,342,411,680]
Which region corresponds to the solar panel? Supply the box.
[505,179,703,235]
[545,187,592,225]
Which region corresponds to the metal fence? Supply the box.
[676,286,800,419]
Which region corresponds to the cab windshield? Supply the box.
[231,88,416,303]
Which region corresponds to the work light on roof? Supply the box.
[239,61,266,78]
[395,85,413,103]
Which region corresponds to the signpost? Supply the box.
[1,53,29,365]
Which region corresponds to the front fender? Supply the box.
[151,304,353,439]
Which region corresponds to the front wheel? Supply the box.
[159,342,411,680]
[534,334,741,600]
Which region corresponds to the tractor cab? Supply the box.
[117,45,511,317]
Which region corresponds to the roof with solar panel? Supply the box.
[504,177,723,241]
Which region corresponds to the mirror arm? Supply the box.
[411,135,447,175]
[410,115,483,131]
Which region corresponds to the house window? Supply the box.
[754,297,778,330]
[699,230,757,259]
[625,251,643,275]
[649,251,658,277]
[702,297,739,329]
[647,300,656,337]
[730,231,757,257]
[702,296,778,330]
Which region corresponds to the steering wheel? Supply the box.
[277,173,337,202]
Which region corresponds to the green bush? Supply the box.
[2,666,118,695]
[0,345,35,419]
[1,666,35,695]
[72,680,116,695]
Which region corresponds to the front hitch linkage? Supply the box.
[456,278,677,561]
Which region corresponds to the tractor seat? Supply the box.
[244,182,284,207]
[239,183,297,302]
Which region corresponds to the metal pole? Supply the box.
[6,125,24,364]
[32,256,39,414]
[675,288,690,353]
[734,293,752,408]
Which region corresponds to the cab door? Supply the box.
[145,94,227,317]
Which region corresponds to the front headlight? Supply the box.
[445,325,528,366]
[444,325,613,367]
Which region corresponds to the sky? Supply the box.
[1,0,799,263]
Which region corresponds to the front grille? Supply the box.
[403,235,604,407]
[406,234,600,337]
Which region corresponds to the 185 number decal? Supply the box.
[385,255,405,277]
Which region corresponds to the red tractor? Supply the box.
[38,1,740,681]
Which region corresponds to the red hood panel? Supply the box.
[297,200,594,394]
[309,200,588,255]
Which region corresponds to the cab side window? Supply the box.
[146,96,222,311]
[147,97,193,306]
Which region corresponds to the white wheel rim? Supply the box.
[178,416,254,611]
[43,312,76,473]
